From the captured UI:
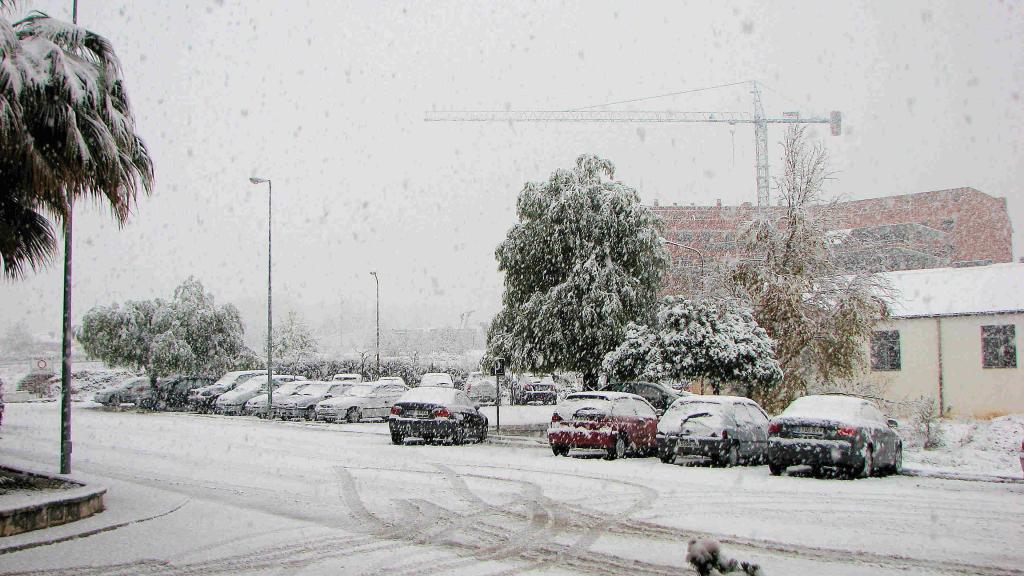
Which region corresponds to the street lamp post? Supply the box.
[369,272,380,375]
[250,177,273,415]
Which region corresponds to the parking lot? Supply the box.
[1,402,1022,575]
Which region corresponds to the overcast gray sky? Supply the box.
[2,1,1022,352]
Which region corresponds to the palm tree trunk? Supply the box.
[59,196,73,474]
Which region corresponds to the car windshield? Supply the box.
[344,385,375,397]
[296,384,329,396]
[420,374,453,387]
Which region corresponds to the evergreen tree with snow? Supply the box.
[77,278,248,386]
[487,154,668,389]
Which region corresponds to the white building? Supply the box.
[862,263,1023,417]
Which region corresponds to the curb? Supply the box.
[0,466,106,538]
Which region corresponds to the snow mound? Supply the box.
[904,414,1024,478]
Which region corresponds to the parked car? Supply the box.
[656,395,770,466]
[379,376,407,387]
[464,372,497,405]
[273,381,351,420]
[602,381,687,414]
[93,376,151,406]
[214,375,301,415]
[245,380,311,417]
[516,377,558,405]
[547,391,659,460]
[388,386,488,445]
[419,372,454,388]
[315,381,409,422]
[332,373,363,383]
[767,394,903,478]
[188,370,266,413]
[138,376,215,410]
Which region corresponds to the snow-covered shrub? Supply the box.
[603,297,782,395]
[911,396,944,450]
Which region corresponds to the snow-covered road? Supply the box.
[1,403,1022,575]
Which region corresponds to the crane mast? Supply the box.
[425,81,840,209]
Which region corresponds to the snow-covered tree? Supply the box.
[487,154,668,389]
[1,320,34,356]
[602,297,782,395]
[77,278,247,385]
[729,126,888,410]
[267,310,319,364]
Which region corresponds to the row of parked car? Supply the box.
[547,389,904,479]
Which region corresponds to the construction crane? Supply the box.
[425,81,840,210]
[459,310,474,328]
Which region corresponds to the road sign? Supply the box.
[492,357,505,377]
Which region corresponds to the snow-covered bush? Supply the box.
[603,297,782,395]
[76,278,249,386]
[686,538,764,575]
[487,154,668,389]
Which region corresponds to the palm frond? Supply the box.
[0,187,57,279]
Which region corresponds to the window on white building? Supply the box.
[981,325,1017,369]
[870,330,901,371]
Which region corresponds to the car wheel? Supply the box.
[605,436,626,461]
[659,451,675,464]
[892,444,903,475]
[858,446,875,479]
[346,407,361,423]
[768,461,785,476]
[478,423,488,443]
[304,407,315,421]
[551,444,569,457]
[391,432,403,445]
[727,444,740,467]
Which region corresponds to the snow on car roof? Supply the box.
[780,394,879,421]
[399,386,461,404]
[669,394,756,407]
[564,391,641,401]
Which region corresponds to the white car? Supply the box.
[245,380,310,417]
[315,381,410,423]
[332,373,363,383]
[379,376,406,387]
[214,375,301,415]
[465,372,497,405]
[420,372,454,388]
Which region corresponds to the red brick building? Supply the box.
[652,187,1013,277]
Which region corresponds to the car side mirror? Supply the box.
[887,418,899,428]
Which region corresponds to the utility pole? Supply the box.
[370,272,380,375]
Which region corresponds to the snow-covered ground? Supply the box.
[1,402,1021,575]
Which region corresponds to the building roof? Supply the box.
[881,262,1024,318]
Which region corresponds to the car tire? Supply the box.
[478,424,488,443]
[659,451,675,464]
[304,407,315,421]
[346,407,361,423]
[551,444,569,457]
[391,432,403,445]
[727,444,740,467]
[605,436,626,461]
[858,446,875,479]
[768,461,785,476]
[892,444,903,475]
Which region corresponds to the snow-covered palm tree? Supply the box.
[0,4,153,278]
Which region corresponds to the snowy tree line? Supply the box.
[487,128,887,410]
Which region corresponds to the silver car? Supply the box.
[314,381,409,423]
[245,380,309,417]
[273,382,351,420]
[214,375,301,415]
[656,395,771,466]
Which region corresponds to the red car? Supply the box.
[547,391,659,460]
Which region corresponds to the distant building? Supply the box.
[652,187,1013,289]
[860,263,1023,417]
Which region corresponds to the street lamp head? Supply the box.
[369,271,377,278]
[249,176,269,184]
